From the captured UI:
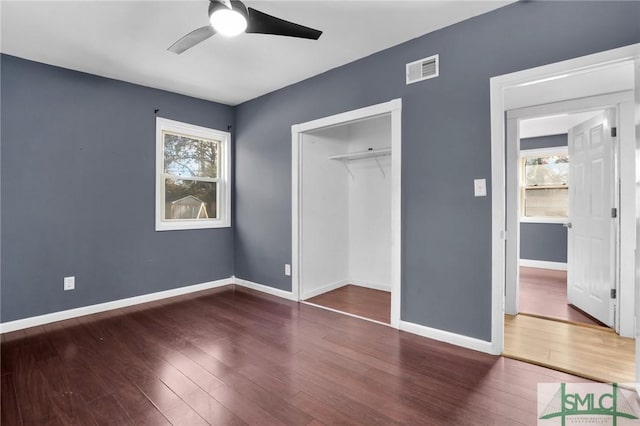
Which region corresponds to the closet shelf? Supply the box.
[328,147,391,178]
[328,147,391,161]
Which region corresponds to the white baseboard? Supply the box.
[519,259,567,271]
[349,279,391,292]
[399,320,493,354]
[2,275,492,357]
[300,280,348,300]
[233,277,296,301]
[0,276,296,334]
[0,277,234,334]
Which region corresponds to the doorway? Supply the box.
[514,107,616,329]
[504,102,638,383]
[505,94,635,335]
[291,99,402,328]
[504,93,636,383]
[489,44,640,382]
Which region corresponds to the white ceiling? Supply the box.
[0,1,513,105]
[519,110,604,139]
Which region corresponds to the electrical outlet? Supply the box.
[64,276,75,291]
[284,264,291,276]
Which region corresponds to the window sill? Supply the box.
[520,217,568,225]
[155,219,231,231]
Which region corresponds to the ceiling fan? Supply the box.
[168,0,323,54]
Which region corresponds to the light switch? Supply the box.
[474,179,487,197]
[64,276,75,291]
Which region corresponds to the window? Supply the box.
[156,118,231,231]
[520,147,569,222]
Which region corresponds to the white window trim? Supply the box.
[155,117,231,231]
[520,146,568,158]
[519,145,569,222]
[520,217,568,224]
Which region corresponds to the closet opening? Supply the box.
[291,99,402,328]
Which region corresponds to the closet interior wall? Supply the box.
[301,116,391,300]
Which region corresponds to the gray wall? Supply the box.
[234,1,640,340]
[521,223,567,263]
[1,55,235,322]
[520,134,568,263]
[520,134,568,151]
[2,2,639,338]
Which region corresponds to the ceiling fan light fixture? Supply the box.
[168,0,322,54]
[210,9,247,37]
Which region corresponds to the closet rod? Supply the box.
[327,147,391,161]
[329,147,390,178]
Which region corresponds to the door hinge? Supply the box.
[611,289,617,299]
[611,127,617,137]
[611,207,618,218]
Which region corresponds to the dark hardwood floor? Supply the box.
[519,267,603,327]
[2,286,591,425]
[306,284,391,324]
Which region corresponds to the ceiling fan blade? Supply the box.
[168,26,216,54]
[246,7,322,40]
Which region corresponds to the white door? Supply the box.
[567,110,616,327]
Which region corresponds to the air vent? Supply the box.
[406,54,439,85]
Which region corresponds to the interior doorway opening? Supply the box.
[504,91,636,384]
[490,43,640,384]
[514,106,619,330]
[291,99,402,328]
[506,94,635,335]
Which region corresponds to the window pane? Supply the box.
[164,179,217,220]
[163,132,218,178]
[524,155,569,187]
[524,188,568,217]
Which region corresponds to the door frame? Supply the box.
[504,94,635,335]
[489,43,640,356]
[291,99,402,328]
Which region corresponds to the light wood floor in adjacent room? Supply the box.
[504,314,635,384]
[305,284,391,324]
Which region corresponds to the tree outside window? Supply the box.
[156,118,231,231]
